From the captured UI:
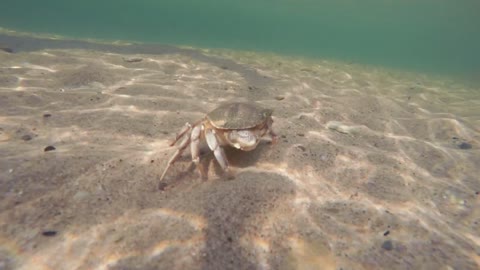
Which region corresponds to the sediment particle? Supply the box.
[21,134,32,141]
[42,230,57,237]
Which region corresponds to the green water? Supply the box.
[1,0,479,82]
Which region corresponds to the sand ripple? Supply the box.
[0,35,479,269]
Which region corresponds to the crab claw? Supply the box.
[228,130,258,151]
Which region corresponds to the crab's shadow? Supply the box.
[203,141,273,178]
[164,140,273,185]
[223,141,272,167]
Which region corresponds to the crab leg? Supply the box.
[190,125,207,178]
[205,128,229,171]
[169,123,192,146]
[267,119,279,144]
[269,129,278,144]
[160,126,192,182]
[190,125,202,164]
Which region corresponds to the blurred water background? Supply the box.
[1,0,479,85]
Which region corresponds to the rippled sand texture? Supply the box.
[1,39,479,270]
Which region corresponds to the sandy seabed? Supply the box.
[0,32,479,270]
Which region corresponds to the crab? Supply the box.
[160,102,278,182]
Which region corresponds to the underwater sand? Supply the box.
[0,33,480,270]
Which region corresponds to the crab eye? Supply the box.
[229,130,257,148]
[237,130,254,140]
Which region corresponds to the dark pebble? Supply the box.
[297,133,305,137]
[42,230,57,237]
[458,142,472,149]
[383,230,390,236]
[43,113,52,118]
[220,66,228,70]
[452,136,458,140]
[44,146,56,152]
[158,182,168,191]
[1,47,14,53]
[296,145,306,151]
[21,134,32,141]
[381,240,393,251]
[151,159,155,163]
[275,96,285,101]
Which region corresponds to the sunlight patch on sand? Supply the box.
[22,63,57,73]
[250,236,271,270]
[1,39,479,269]
[147,235,205,259]
[7,208,207,270]
[149,208,207,231]
[287,236,337,270]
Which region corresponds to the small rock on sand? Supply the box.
[73,191,90,201]
[457,142,472,149]
[381,240,393,251]
[326,121,354,134]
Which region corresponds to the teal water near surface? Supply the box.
[1,0,479,83]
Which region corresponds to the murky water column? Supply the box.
[0,0,479,83]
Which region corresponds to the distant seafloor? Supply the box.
[1,0,480,85]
